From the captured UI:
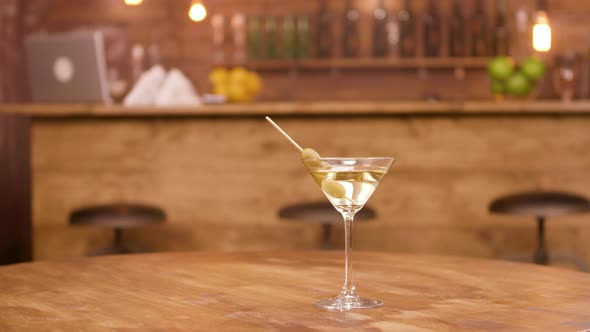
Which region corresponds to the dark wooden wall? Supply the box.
[0,0,47,102]
[0,1,42,264]
[44,0,590,101]
[0,115,32,264]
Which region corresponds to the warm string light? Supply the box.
[532,10,551,52]
[189,0,207,22]
[124,0,143,6]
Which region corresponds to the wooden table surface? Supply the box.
[1,252,590,332]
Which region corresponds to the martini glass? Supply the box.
[303,157,394,311]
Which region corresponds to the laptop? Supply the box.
[25,31,112,104]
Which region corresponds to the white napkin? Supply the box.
[123,65,166,106]
[154,68,201,107]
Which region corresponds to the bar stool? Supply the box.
[489,191,590,271]
[278,201,376,250]
[70,203,166,255]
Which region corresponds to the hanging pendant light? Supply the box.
[532,0,551,52]
[189,0,207,22]
[124,0,143,6]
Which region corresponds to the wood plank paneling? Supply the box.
[0,114,32,264]
[31,116,590,268]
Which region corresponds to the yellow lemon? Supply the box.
[227,83,251,102]
[209,67,228,85]
[245,71,262,95]
[213,83,228,97]
[229,66,250,85]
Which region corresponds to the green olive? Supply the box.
[321,179,346,198]
[300,148,321,160]
[301,148,328,169]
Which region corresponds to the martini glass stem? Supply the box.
[341,214,356,296]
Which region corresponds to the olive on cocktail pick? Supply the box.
[265,116,304,152]
[300,147,329,169]
[321,179,346,199]
[265,117,360,206]
[300,148,321,160]
[264,117,323,164]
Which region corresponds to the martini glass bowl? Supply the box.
[302,157,394,311]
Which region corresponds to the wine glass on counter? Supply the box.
[553,51,581,102]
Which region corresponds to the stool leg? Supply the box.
[114,228,124,253]
[534,217,549,265]
[321,224,333,250]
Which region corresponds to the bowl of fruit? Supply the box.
[209,67,262,103]
[488,56,546,99]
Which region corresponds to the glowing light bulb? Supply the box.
[124,0,143,6]
[189,1,207,22]
[532,11,551,52]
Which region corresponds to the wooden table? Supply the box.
[1,252,590,331]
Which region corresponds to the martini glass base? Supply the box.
[316,294,383,311]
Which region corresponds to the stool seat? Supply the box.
[278,201,376,249]
[69,203,166,255]
[490,191,590,217]
[70,203,166,229]
[489,191,590,270]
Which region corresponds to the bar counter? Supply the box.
[3,100,590,117]
[2,101,590,263]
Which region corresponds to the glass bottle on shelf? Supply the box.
[342,0,360,58]
[493,0,509,56]
[470,0,489,57]
[422,0,441,57]
[449,0,466,57]
[148,30,162,66]
[316,0,333,58]
[372,0,389,57]
[387,14,400,57]
[398,0,416,57]
[282,16,297,59]
[247,16,262,60]
[513,6,529,62]
[130,44,145,82]
[232,14,247,63]
[265,16,278,59]
[211,14,226,63]
[296,16,310,59]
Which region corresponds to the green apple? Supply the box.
[521,56,546,81]
[505,72,532,97]
[488,56,514,80]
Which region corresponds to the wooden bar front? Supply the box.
[4,102,589,264]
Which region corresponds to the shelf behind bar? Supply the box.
[223,57,491,71]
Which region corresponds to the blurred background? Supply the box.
[3,0,590,102]
[2,0,590,272]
